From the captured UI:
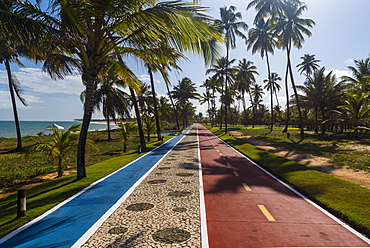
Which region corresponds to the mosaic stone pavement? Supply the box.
[82,129,202,248]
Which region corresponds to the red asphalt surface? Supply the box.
[197,124,370,248]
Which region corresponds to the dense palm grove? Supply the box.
[1,0,370,180]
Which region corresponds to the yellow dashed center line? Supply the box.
[233,171,240,177]
[242,183,252,191]
[226,163,231,167]
[219,153,222,156]
[222,157,226,160]
[258,205,276,221]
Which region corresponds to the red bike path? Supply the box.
[197,124,370,247]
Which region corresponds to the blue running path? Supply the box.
[0,126,192,248]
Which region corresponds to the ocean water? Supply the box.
[0,121,114,138]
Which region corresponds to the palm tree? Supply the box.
[200,90,213,125]
[80,67,131,140]
[234,59,259,126]
[297,67,343,134]
[273,1,315,138]
[250,83,264,127]
[171,77,200,127]
[118,121,138,153]
[206,57,236,128]
[296,54,320,79]
[264,72,281,132]
[143,113,156,142]
[340,93,370,127]
[158,96,173,123]
[26,124,98,177]
[247,18,277,126]
[215,5,247,133]
[0,0,48,150]
[340,57,370,94]
[42,0,222,179]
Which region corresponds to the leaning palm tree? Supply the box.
[42,0,222,179]
[234,59,259,126]
[80,66,131,140]
[273,1,315,138]
[296,54,320,79]
[0,0,48,150]
[26,124,98,177]
[215,5,247,133]
[264,72,281,132]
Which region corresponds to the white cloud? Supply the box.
[344,59,354,65]
[0,91,11,109]
[138,74,161,84]
[0,68,84,95]
[325,68,351,79]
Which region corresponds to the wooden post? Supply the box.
[17,189,26,217]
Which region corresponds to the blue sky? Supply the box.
[1,0,369,121]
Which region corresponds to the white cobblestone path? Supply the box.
[82,129,202,247]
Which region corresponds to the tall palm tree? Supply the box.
[340,57,370,94]
[297,67,343,134]
[273,1,315,138]
[215,5,247,133]
[247,18,277,125]
[0,0,48,150]
[42,0,222,179]
[264,72,281,132]
[296,54,320,79]
[199,90,213,125]
[171,77,200,127]
[80,66,131,140]
[206,57,236,128]
[247,0,303,23]
[234,59,259,126]
[250,83,264,127]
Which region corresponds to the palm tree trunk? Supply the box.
[148,68,161,140]
[287,47,304,139]
[77,73,97,179]
[57,156,63,177]
[5,59,22,150]
[104,97,111,140]
[265,52,273,133]
[283,58,290,133]
[224,47,230,134]
[165,83,180,130]
[321,108,326,135]
[242,92,247,126]
[129,87,146,149]
[314,108,318,133]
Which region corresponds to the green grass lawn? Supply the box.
[228,125,370,172]
[209,127,370,238]
[0,136,170,238]
[0,131,165,191]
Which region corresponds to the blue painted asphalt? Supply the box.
[0,126,192,248]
